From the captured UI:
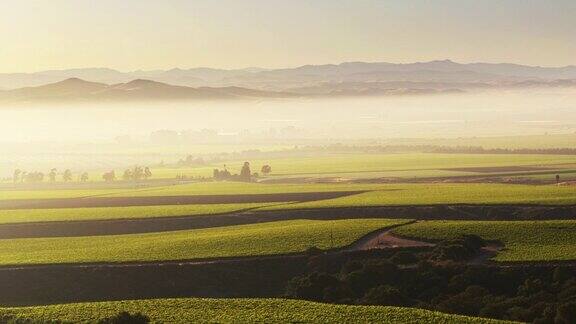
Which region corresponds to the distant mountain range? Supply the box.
[0,60,575,104]
[0,78,296,104]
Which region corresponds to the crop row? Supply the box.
[0,297,510,323]
[0,218,409,265]
[0,203,276,224]
[392,220,576,262]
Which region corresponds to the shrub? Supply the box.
[391,251,418,265]
[555,302,576,324]
[97,311,150,324]
[361,285,412,306]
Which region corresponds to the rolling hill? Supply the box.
[0,78,295,104]
[0,60,575,102]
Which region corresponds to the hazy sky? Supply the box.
[1,0,575,72]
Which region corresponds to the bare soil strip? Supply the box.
[0,204,575,239]
[352,230,435,250]
[0,191,365,210]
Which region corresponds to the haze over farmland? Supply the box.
[2,1,576,323]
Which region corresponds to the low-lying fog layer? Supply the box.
[0,88,575,175]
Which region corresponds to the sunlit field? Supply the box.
[393,220,576,262]
[0,219,407,265]
[0,203,277,224]
[5,152,576,184]
[3,1,576,322]
[0,298,509,324]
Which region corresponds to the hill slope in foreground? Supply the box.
[0,298,511,323]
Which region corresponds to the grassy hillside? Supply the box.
[393,220,576,262]
[0,203,276,224]
[4,182,576,209]
[262,183,576,210]
[5,152,575,185]
[0,219,409,265]
[0,297,512,323]
[144,152,576,179]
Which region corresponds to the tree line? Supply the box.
[212,162,272,182]
[9,166,152,184]
[12,168,86,183]
[103,166,152,182]
[286,235,576,323]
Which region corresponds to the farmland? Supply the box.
[2,182,576,223]
[393,220,576,262]
[261,183,576,209]
[141,152,576,181]
[2,152,576,323]
[0,203,276,224]
[0,298,510,323]
[0,219,408,265]
[5,151,576,185]
[54,182,576,206]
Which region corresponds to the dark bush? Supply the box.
[390,251,418,265]
[555,302,576,324]
[361,285,412,306]
[460,234,486,252]
[97,312,150,324]
[340,260,363,275]
[285,272,340,301]
[436,285,491,316]
[553,267,573,284]
[345,269,382,296]
[436,244,470,261]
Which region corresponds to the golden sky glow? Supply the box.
[0,0,575,72]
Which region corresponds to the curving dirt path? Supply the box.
[0,223,420,271]
[348,225,435,251]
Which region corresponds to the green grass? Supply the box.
[0,203,277,224]
[0,219,409,265]
[0,182,377,201]
[0,188,132,200]
[392,220,576,262]
[150,153,576,179]
[0,297,509,323]
[248,153,576,175]
[5,182,576,208]
[101,182,382,197]
[262,183,576,210]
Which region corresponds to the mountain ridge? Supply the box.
[0,78,297,104]
[0,60,575,103]
[1,60,576,91]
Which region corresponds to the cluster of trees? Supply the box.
[286,236,576,323]
[10,166,154,184]
[102,167,153,182]
[213,163,252,182]
[177,155,206,166]
[213,168,233,180]
[102,171,116,182]
[121,166,152,181]
[261,165,272,175]
[12,169,86,183]
[212,162,271,182]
